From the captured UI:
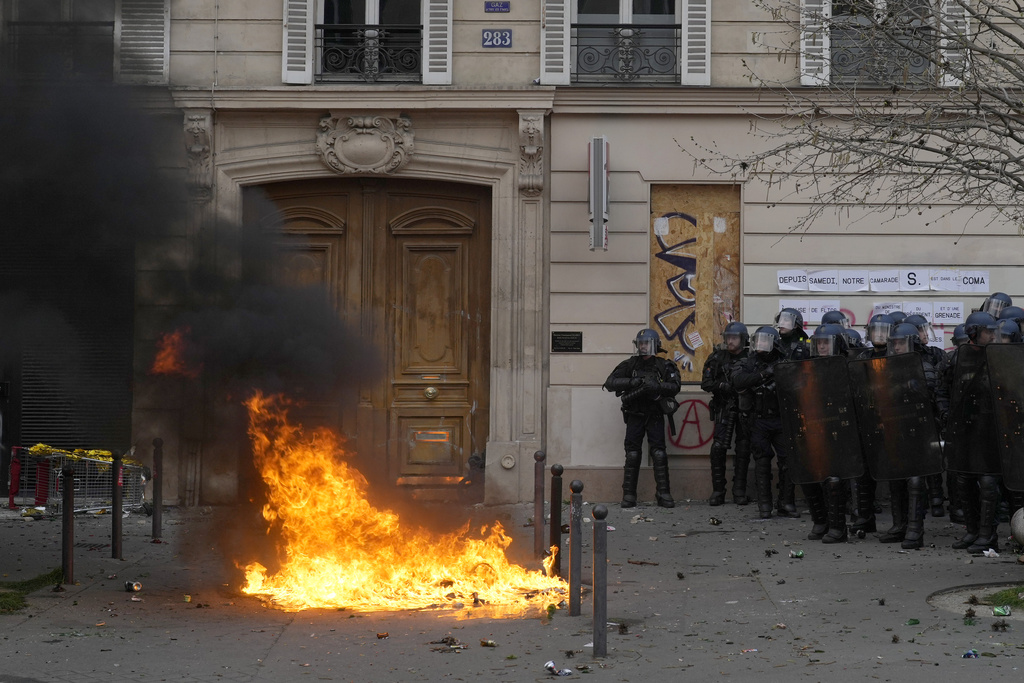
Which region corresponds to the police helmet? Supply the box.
[887,322,921,356]
[866,313,895,347]
[774,308,804,334]
[810,323,848,357]
[722,321,749,349]
[750,326,783,356]
[981,292,1012,317]
[963,311,999,343]
[888,311,907,324]
[633,328,664,356]
[844,327,865,349]
[951,324,969,347]
[820,310,851,329]
[903,314,932,343]
[998,305,1024,324]
[995,318,1022,344]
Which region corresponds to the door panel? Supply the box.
[247,178,490,490]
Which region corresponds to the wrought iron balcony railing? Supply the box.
[4,21,115,80]
[831,22,936,86]
[315,24,422,83]
[572,23,680,83]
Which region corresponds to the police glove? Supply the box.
[629,377,643,388]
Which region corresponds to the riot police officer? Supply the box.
[604,329,682,508]
[945,311,1001,551]
[880,323,948,549]
[700,322,752,506]
[849,313,896,534]
[980,292,1012,317]
[732,326,796,519]
[771,309,809,516]
[904,313,948,518]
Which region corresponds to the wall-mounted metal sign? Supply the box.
[485,1,511,11]
[551,331,583,353]
[482,29,512,47]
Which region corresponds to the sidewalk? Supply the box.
[1,498,1023,683]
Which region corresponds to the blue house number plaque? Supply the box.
[482,29,512,47]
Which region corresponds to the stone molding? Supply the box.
[316,114,414,175]
[517,110,544,197]
[184,110,213,203]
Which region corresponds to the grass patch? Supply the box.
[0,568,64,614]
[983,585,1024,610]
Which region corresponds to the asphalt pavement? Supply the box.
[2,494,1024,683]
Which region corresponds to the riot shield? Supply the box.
[985,343,1024,490]
[945,344,1000,475]
[776,355,865,484]
[847,353,944,480]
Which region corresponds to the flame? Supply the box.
[151,327,201,377]
[240,392,565,614]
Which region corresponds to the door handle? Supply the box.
[424,386,439,400]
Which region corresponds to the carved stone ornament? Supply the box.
[518,111,544,197]
[316,114,414,175]
[184,110,213,203]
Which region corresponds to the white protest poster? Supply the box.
[900,269,930,291]
[930,269,959,291]
[838,270,870,292]
[872,301,904,318]
[902,301,933,320]
[807,299,842,324]
[870,270,901,292]
[779,299,810,320]
[808,270,840,292]
[933,301,964,325]
[777,269,808,291]
[959,270,990,293]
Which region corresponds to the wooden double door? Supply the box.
[246,178,491,489]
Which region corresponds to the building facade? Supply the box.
[2,0,1019,505]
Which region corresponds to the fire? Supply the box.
[151,327,200,377]
[240,392,565,613]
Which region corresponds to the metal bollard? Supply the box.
[152,438,163,541]
[568,479,584,616]
[592,504,608,657]
[61,464,74,584]
[549,464,564,578]
[534,450,546,558]
[112,452,123,560]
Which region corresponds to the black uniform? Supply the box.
[701,345,751,505]
[604,354,681,508]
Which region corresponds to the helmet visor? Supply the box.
[983,297,1008,317]
[867,320,891,345]
[887,338,912,356]
[811,336,837,357]
[635,338,657,356]
[915,322,933,344]
[751,331,776,353]
[776,311,798,332]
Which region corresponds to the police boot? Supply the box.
[620,451,642,508]
[927,473,945,518]
[776,465,801,518]
[755,457,773,519]
[650,448,675,508]
[732,440,751,505]
[822,478,848,544]
[947,471,965,524]
[998,483,1011,523]
[880,481,908,543]
[952,474,979,549]
[967,475,1001,553]
[708,444,728,507]
[847,477,859,522]
[902,477,927,550]
[850,473,877,534]
[804,483,828,540]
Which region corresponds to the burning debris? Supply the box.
[239,393,565,613]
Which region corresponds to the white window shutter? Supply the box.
[800,0,831,86]
[680,0,710,85]
[422,0,452,85]
[540,0,571,85]
[940,0,969,87]
[116,0,169,85]
[282,0,314,84]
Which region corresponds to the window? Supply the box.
[283,0,451,85]
[800,0,967,87]
[540,0,708,86]
[1,0,168,83]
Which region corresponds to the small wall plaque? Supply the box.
[551,331,583,353]
[482,28,512,47]
[485,1,511,11]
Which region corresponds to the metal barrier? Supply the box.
[8,446,145,515]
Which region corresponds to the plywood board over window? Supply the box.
[649,184,741,383]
